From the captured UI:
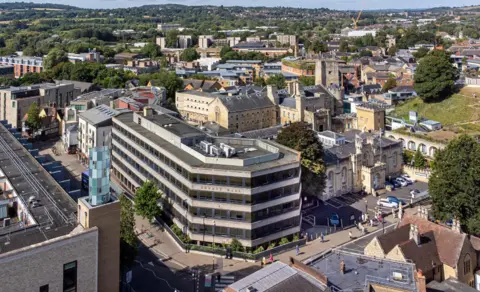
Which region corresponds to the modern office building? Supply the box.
[88,146,111,206]
[111,108,302,248]
[0,82,76,129]
[0,121,119,292]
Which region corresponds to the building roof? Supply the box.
[227,261,327,292]
[55,80,96,93]
[311,250,417,291]
[398,214,468,268]
[79,104,118,126]
[427,277,478,292]
[376,224,411,254]
[390,86,415,93]
[398,230,442,273]
[215,90,274,113]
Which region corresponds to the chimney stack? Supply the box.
[452,217,462,233]
[143,106,153,117]
[409,224,420,245]
[266,85,279,105]
[416,270,427,292]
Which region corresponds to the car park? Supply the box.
[410,189,421,198]
[395,177,409,187]
[387,196,405,206]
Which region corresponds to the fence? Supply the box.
[155,216,307,261]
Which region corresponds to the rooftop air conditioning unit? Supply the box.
[200,141,212,153]
[210,145,221,156]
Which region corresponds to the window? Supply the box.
[63,261,77,292]
[40,285,49,292]
[11,101,15,108]
[464,255,471,275]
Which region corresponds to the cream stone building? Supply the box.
[322,129,403,199]
[364,207,480,289]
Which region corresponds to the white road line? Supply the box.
[134,260,179,292]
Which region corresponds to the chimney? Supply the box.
[143,106,153,117]
[294,81,301,97]
[266,85,279,105]
[416,270,427,292]
[409,224,420,245]
[452,217,462,233]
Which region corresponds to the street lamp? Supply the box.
[364,199,368,215]
[203,213,206,244]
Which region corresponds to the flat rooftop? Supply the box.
[0,123,77,254]
[114,112,299,172]
[311,250,417,291]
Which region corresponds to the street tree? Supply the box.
[382,78,397,93]
[120,195,138,270]
[429,135,480,234]
[141,42,162,59]
[276,122,325,197]
[25,102,42,134]
[413,47,429,59]
[387,45,397,56]
[414,50,458,102]
[134,180,162,222]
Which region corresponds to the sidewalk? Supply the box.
[135,213,399,277]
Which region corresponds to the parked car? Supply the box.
[385,181,395,190]
[330,213,340,226]
[401,174,416,184]
[395,177,409,187]
[387,196,405,206]
[392,180,401,188]
[377,198,398,208]
[410,189,421,198]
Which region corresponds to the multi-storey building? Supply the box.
[0,82,76,129]
[0,122,119,292]
[177,35,192,49]
[77,104,120,163]
[111,109,302,248]
[199,35,214,49]
[276,35,297,46]
[0,55,43,78]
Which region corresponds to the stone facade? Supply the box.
[0,227,98,292]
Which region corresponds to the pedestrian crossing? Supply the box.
[214,275,235,291]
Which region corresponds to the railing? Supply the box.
[154,216,306,261]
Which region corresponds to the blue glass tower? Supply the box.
[88,146,111,206]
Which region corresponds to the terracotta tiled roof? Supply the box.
[399,215,466,267]
[398,231,442,273]
[469,235,480,252]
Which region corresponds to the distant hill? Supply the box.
[0,2,79,10]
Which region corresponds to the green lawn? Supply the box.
[390,93,479,126]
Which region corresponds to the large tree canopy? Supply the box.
[120,195,138,270]
[276,122,325,197]
[429,135,480,234]
[134,180,162,221]
[414,50,458,102]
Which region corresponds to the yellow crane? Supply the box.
[352,10,363,30]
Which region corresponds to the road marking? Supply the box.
[134,260,179,292]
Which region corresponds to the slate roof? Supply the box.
[216,91,274,112]
[427,278,478,292]
[398,230,442,273]
[279,97,296,109]
[78,104,118,126]
[390,86,415,93]
[376,224,411,254]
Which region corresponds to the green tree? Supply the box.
[220,46,232,57]
[414,50,458,102]
[254,77,266,87]
[429,135,480,234]
[134,181,162,221]
[166,30,180,48]
[25,102,42,133]
[387,45,397,56]
[311,40,328,54]
[266,74,286,89]
[299,76,315,86]
[382,78,397,93]
[180,48,200,62]
[339,40,349,52]
[120,195,138,270]
[403,150,414,165]
[413,149,426,168]
[413,47,429,59]
[230,238,243,252]
[276,122,325,197]
[359,50,373,57]
[141,42,162,59]
[43,48,68,70]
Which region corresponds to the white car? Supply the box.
[377,198,398,208]
[395,177,408,187]
[401,174,416,184]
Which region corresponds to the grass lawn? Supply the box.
[390,87,480,126]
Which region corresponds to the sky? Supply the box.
[20,0,480,10]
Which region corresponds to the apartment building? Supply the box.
[0,82,76,129]
[0,55,43,78]
[276,35,297,46]
[199,35,214,49]
[0,123,119,292]
[177,35,193,49]
[77,104,120,163]
[111,109,301,248]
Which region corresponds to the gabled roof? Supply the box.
[377,224,411,254]
[78,104,119,126]
[398,230,442,273]
[215,91,274,113]
[399,215,468,268]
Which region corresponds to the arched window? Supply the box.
[341,167,347,183]
[393,152,397,167]
[464,254,471,275]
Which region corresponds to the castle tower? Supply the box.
[315,59,341,87]
[327,86,345,116]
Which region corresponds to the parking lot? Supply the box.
[301,181,428,236]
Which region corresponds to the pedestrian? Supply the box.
[349,231,353,239]
[262,256,266,266]
[370,219,373,227]
[296,244,299,256]
[321,232,324,242]
[269,253,273,263]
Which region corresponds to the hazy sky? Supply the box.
[22,0,480,10]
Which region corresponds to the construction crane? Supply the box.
[352,10,363,30]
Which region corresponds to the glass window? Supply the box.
[63,261,77,292]
[229,176,244,186]
[213,176,228,185]
[214,209,228,219]
[230,228,244,238]
[229,194,243,204]
[198,174,212,184]
[213,193,228,202]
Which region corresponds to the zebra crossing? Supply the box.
[214,275,235,291]
[325,192,368,209]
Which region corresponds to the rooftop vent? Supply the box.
[247,287,257,292]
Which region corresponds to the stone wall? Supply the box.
[403,165,431,182]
